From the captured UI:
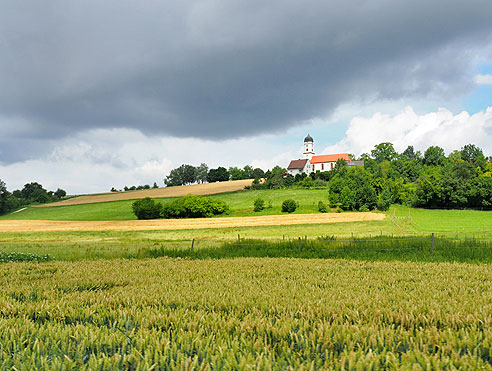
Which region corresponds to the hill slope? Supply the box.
[37,179,254,207]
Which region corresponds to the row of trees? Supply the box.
[164,164,266,186]
[0,181,66,215]
[254,143,492,211]
[111,183,159,192]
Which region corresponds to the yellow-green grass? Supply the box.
[2,257,492,369]
[0,188,331,221]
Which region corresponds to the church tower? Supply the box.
[303,134,314,160]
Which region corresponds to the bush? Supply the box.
[377,188,392,211]
[313,179,327,188]
[281,199,297,213]
[254,198,265,212]
[161,194,229,219]
[318,201,327,213]
[132,198,163,220]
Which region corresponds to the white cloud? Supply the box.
[324,106,492,156]
[475,74,492,85]
[0,129,296,194]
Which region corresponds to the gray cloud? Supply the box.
[1,0,492,163]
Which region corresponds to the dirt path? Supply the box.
[37,179,254,207]
[0,213,385,232]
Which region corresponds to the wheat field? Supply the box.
[0,212,384,232]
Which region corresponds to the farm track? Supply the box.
[36,179,254,207]
[0,212,384,232]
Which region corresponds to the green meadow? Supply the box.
[1,188,332,221]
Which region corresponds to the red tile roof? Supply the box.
[287,159,308,169]
[310,153,351,164]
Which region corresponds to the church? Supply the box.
[287,135,362,176]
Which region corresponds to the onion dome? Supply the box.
[304,134,313,142]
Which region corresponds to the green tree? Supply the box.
[400,145,419,161]
[196,163,209,184]
[229,167,245,180]
[339,186,355,210]
[371,142,398,162]
[207,167,230,182]
[0,180,9,214]
[424,146,445,166]
[461,144,483,163]
[132,198,163,220]
[377,187,392,211]
[21,182,47,201]
[54,188,66,199]
[164,164,197,186]
[243,165,254,179]
[281,199,297,213]
[253,198,265,212]
[252,168,265,179]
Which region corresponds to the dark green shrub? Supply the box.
[254,198,265,212]
[318,201,327,213]
[377,187,392,211]
[281,199,297,213]
[132,198,163,220]
[313,179,327,188]
[161,194,229,218]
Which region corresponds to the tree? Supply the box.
[164,164,197,186]
[182,164,197,185]
[152,182,159,189]
[21,182,46,200]
[401,145,420,161]
[132,198,163,220]
[228,167,245,180]
[371,142,398,162]
[196,163,209,183]
[281,199,297,213]
[54,188,66,199]
[461,144,483,163]
[339,186,355,210]
[251,168,265,179]
[377,187,392,211]
[423,146,445,166]
[0,179,9,214]
[254,198,265,212]
[243,165,254,179]
[207,167,229,182]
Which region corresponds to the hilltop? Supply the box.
[37,179,254,207]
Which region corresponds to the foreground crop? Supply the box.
[1,258,492,369]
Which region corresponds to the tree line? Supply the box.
[163,163,266,186]
[0,181,66,215]
[253,142,492,211]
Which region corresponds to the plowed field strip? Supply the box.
[36,179,254,207]
[0,213,385,232]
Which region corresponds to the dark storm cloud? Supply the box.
[1,0,492,163]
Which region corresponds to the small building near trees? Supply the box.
[286,135,363,176]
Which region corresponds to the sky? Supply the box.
[1,0,492,194]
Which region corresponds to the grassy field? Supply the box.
[1,188,332,221]
[2,257,492,369]
[37,179,254,207]
[3,196,492,368]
